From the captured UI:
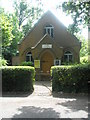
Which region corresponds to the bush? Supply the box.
[2,66,35,92]
[20,61,34,66]
[51,63,90,93]
[0,58,8,66]
[80,56,88,64]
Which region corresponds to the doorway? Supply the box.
[41,51,54,73]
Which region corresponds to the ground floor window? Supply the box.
[64,51,73,63]
[26,52,34,62]
[54,59,61,66]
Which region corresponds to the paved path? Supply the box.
[0,81,88,119]
[31,81,52,96]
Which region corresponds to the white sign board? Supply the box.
[42,44,52,48]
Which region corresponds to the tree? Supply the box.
[62,2,90,35]
[10,13,24,56]
[0,0,43,65]
[11,0,43,56]
[76,35,88,57]
[14,0,31,28]
[0,8,14,64]
[13,0,43,35]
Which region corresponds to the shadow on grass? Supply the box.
[2,91,33,97]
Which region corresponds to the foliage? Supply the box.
[80,56,88,64]
[10,14,24,56]
[0,0,43,65]
[0,8,14,64]
[14,0,32,28]
[61,61,78,65]
[0,58,8,66]
[2,66,35,92]
[20,61,34,66]
[62,2,90,35]
[76,35,88,57]
[22,19,32,36]
[0,8,13,47]
[80,41,88,57]
[51,63,90,93]
[13,0,43,35]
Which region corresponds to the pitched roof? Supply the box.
[18,10,80,45]
[18,10,52,44]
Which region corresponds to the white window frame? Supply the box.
[64,51,73,62]
[45,25,54,37]
[54,60,61,66]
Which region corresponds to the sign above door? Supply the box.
[42,44,52,48]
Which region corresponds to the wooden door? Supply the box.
[41,52,54,73]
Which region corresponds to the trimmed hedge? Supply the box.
[20,61,34,66]
[51,63,90,93]
[2,66,35,92]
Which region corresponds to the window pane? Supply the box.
[26,56,29,62]
[64,55,68,62]
[31,56,34,62]
[64,51,73,63]
[54,60,61,65]
[51,29,53,38]
[26,52,34,62]
[48,29,50,35]
[69,55,72,62]
[56,61,59,65]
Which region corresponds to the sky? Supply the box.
[0,0,88,39]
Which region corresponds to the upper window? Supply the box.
[64,51,73,62]
[44,25,54,38]
[26,52,34,62]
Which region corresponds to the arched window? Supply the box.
[44,25,54,38]
[26,52,34,62]
[64,51,73,62]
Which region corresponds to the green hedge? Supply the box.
[51,63,90,93]
[2,66,35,92]
[20,61,34,66]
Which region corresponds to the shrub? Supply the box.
[80,56,88,64]
[2,66,35,92]
[20,61,34,66]
[51,63,90,93]
[0,58,8,66]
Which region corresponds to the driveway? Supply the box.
[0,81,88,119]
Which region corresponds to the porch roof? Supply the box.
[31,34,63,50]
